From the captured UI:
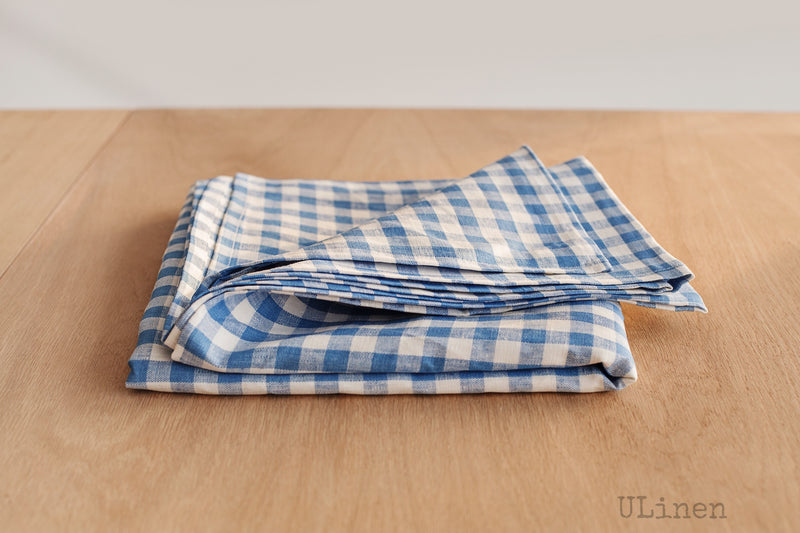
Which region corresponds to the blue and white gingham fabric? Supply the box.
[127,147,705,394]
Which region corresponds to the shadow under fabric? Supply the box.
[127,147,705,394]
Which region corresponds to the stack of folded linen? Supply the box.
[127,147,705,394]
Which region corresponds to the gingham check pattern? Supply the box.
[127,147,705,394]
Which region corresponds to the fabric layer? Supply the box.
[127,147,704,394]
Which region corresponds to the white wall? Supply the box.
[1,0,798,111]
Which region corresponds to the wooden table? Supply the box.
[1,110,798,532]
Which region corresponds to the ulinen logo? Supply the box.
[618,496,727,519]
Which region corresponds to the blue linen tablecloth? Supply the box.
[127,147,705,394]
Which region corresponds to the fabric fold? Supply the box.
[127,147,704,394]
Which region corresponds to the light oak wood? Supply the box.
[0,109,798,532]
[0,110,130,276]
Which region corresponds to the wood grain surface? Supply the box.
[0,110,798,532]
[0,110,129,275]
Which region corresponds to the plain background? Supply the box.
[1,0,798,111]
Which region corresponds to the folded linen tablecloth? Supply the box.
[127,147,705,394]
